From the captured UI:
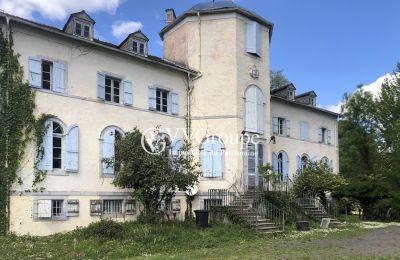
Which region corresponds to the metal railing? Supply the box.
[254,196,285,230]
[263,175,293,193]
[297,192,338,218]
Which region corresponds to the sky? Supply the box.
[1,0,399,112]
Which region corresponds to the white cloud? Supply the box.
[112,20,143,39]
[0,0,121,20]
[322,74,392,113]
[156,40,163,47]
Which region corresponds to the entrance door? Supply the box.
[245,142,264,191]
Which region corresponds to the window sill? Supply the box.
[47,170,69,176]
[35,216,68,222]
[200,177,224,181]
[101,174,115,178]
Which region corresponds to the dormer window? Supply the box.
[119,30,149,56]
[288,90,294,100]
[310,97,316,106]
[75,22,90,38]
[132,41,145,55]
[63,10,95,40]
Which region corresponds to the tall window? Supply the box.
[101,126,123,175]
[75,23,82,35]
[41,60,52,90]
[273,151,288,181]
[83,25,90,37]
[105,76,120,103]
[133,41,145,55]
[133,41,138,53]
[52,121,63,169]
[139,43,145,54]
[301,154,309,171]
[246,141,264,190]
[201,137,224,178]
[156,89,169,113]
[245,85,264,134]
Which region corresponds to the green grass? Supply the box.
[0,221,380,259]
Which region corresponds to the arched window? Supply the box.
[101,126,124,175]
[38,119,65,172]
[245,85,265,134]
[272,151,288,181]
[200,136,224,178]
[296,154,309,174]
[172,139,183,160]
[321,157,329,166]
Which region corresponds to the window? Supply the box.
[301,155,309,171]
[103,200,123,214]
[245,86,264,134]
[310,97,316,106]
[156,89,169,112]
[41,60,52,90]
[84,25,90,37]
[52,121,63,169]
[246,142,264,190]
[35,199,66,220]
[288,90,294,100]
[52,200,63,217]
[272,151,288,182]
[319,127,327,143]
[139,43,144,54]
[75,22,82,35]
[246,20,261,56]
[132,41,145,55]
[105,76,121,103]
[321,157,329,166]
[273,117,290,136]
[133,41,138,53]
[101,126,124,175]
[125,200,136,215]
[300,121,310,140]
[201,137,224,178]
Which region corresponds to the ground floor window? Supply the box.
[103,200,123,214]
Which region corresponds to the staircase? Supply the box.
[297,194,345,228]
[207,190,283,233]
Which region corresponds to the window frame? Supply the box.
[278,117,285,135]
[74,21,91,38]
[100,126,125,177]
[52,121,63,170]
[102,199,123,215]
[41,60,53,90]
[156,88,169,113]
[105,76,121,104]
[200,136,225,179]
[34,198,67,221]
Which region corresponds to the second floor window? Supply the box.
[41,60,52,90]
[105,77,120,103]
[75,22,90,38]
[133,41,145,55]
[156,89,168,112]
[273,117,290,137]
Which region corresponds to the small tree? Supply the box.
[270,69,291,89]
[110,128,200,222]
[292,160,347,206]
[0,31,35,234]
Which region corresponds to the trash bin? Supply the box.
[194,210,209,228]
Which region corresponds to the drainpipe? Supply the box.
[197,12,202,71]
[186,72,202,138]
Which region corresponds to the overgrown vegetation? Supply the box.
[0,31,36,235]
[108,128,200,222]
[338,64,400,220]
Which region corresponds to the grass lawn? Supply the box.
[1,220,399,259]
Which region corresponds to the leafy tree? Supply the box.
[109,128,200,222]
[270,70,291,89]
[0,31,35,234]
[292,160,347,206]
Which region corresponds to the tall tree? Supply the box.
[270,70,291,89]
[0,31,36,234]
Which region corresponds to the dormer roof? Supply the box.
[295,90,317,99]
[118,30,149,48]
[62,10,95,31]
[270,83,296,94]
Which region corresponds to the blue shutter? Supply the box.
[318,128,323,143]
[123,80,133,106]
[286,119,291,137]
[296,155,301,174]
[65,125,79,172]
[256,22,261,56]
[52,61,65,93]
[171,92,179,115]
[172,139,183,159]
[28,56,41,88]
[38,121,52,171]
[148,86,156,110]
[305,122,310,140]
[282,152,289,182]
[272,152,278,175]
[273,117,279,134]
[213,139,223,177]
[327,129,332,144]
[102,128,115,175]
[246,21,257,54]
[201,139,213,177]
[300,122,305,140]
[97,72,106,100]
[256,89,264,134]
[330,160,334,173]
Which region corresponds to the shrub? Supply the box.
[82,219,123,240]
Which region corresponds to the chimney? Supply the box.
[165,8,176,25]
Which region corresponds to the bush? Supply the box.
[82,219,123,240]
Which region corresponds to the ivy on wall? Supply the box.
[0,29,35,235]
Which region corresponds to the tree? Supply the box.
[270,70,291,89]
[109,128,200,222]
[292,160,347,206]
[0,31,36,234]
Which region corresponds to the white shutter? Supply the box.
[272,152,278,175]
[37,200,52,218]
[256,89,264,134]
[201,139,213,177]
[65,125,79,172]
[286,119,291,137]
[123,80,133,106]
[327,129,332,144]
[52,61,66,93]
[245,87,257,132]
[38,121,53,171]
[273,117,279,134]
[318,128,323,143]
[171,92,179,115]
[246,21,257,54]
[172,139,183,159]
[305,122,310,140]
[282,152,289,182]
[29,56,42,88]
[148,86,156,110]
[255,22,261,56]
[102,128,115,175]
[97,72,106,100]
[296,155,301,174]
[300,122,306,140]
[213,139,223,177]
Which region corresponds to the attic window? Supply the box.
[133,41,145,55]
[288,90,294,100]
[75,22,90,38]
[310,97,316,106]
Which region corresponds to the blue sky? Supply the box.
[2,0,400,110]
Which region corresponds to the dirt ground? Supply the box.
[299,226,400,258]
